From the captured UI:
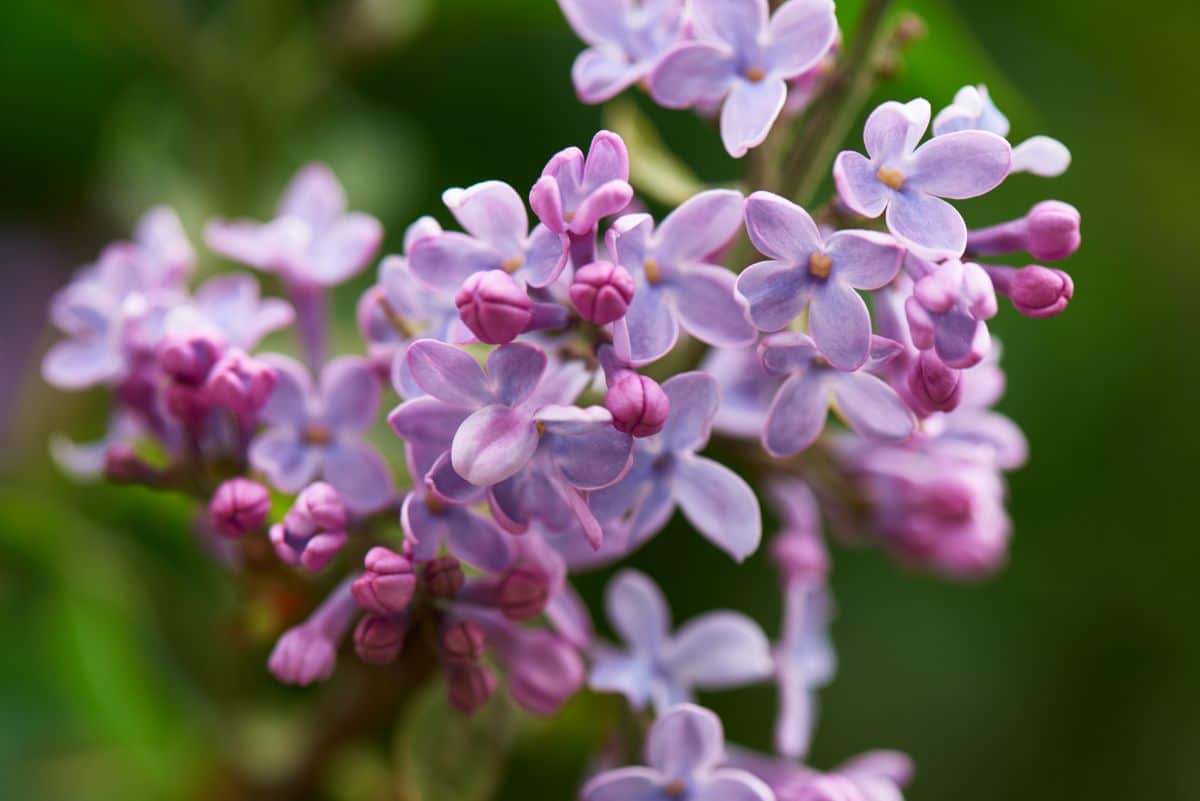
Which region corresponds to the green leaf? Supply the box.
[396,679,518,801]
[604,98,706,207]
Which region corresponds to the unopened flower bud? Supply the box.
[497,567,551,621]
[992,264,1075,319]
[569,261,635,325]
[505,630,585,716]
[209,478,271,538]
[605,373,670,437]
[354,615,407,665]
[206,351,277,417]
[446,663,497,713]
[424,555,465,598]
[103,445,160,485]
[351,547,417,615]
[296,482,348,531]
[440,620,487,665]
[158,333,223,385]
[966,200,1081,262]
[455,269,533,345]
[905,350,963,415]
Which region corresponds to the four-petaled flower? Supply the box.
[530,129,634,239]
[738,191,904,370]
[649,0,837,158]
[590,569,774,714]
[834,98,1011,258]
[934,84,1071,178]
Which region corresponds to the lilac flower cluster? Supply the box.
[41,0,1084,796]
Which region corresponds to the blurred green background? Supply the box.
[2,1,1197,800]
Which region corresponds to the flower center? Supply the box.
[564,211,576,223]
[424,492,445,515]
[876,166,906,190]
[744,67,766,82]
[813,356,831,369]
[665,779,687,797]
[808,252,833,279]
[304,423,333,445]
[536,421,546,437]
[644,258,662,285]
[501,256,524,274]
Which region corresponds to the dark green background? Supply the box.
[1,1,1196,799]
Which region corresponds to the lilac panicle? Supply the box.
[581,704,775,801]
[834,98,1011,258]
[934,84,1071,177]
[269,579,357,686]
[588,570,773,713]
[649,0,838,157]
[590,372,763,561]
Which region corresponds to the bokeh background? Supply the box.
[2,1,1197,799]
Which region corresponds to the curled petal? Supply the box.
[451,405,539,486]
[520,224,571,288]
[863,98,930,162]
[443,181,528,254]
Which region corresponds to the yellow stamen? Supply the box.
[424,492,445,514]
[876,166,905,190]
[665,780,687,797]
[745,67,767,82]
[644,258,662,285]
[304,424,333,445]
[808,252,833,279]
[501,256,524,274]
[564,211,576,223]
[379,296,419,337]
[535,421,546,437]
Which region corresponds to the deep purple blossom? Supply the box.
[558,0,686,104]
[759,333,915,457]
[834,99,1011,258]
[250,355,394,513]
[589,570,773,713]
[649,0,838,157]
[607,190,755,365]
[903,254,998,369]
[934,84,1071,177]
[738,191,904,369]
[581,704,775,801]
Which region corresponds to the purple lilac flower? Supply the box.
[249,355,394,513]
[701,346,784,440]
[269,482,351,571]
[903,254,998,369]
[183,274,294,351]
[590,372,763,561]
[589,570,772,713]
[400,480,516,573]
[727,748,914,801]
[581,703,775,801]
[205,164,382,288]
[408,181,569,295]
[268,579,358,686]
[558,0,686,104]
[834,99,1011,258]
[934,84,1071,177]
[648,0,838,158]
[738,191,904,370]
[606,190,755,366]
[774,579,835,760]
[759,333,914,457]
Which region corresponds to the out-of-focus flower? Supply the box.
[934,84,1071,177]
[268,579,358,686]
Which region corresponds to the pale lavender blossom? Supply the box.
[934,84,1071,177]
[589,570,773,713]
[774,580,835,760]
[401,480,516,573]
[590,372,763,561]
[903,254,998,370]
[606,190,755,366]
[184,274,294,351]
[727,748,914,801]
[269,481,350,571]
[558,0,686,104]
[249,355,394,513]
[738,191,904,370]
[701,346,783,440]
[759,333,915,457]
[530,130,634,249]
[649,0,838,157]
[581,704,775,801]
[834,99,1011,258]
[268,579,358,686]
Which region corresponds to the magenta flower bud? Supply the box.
[505,630,585,716]
[984,264,1074,319]
[446,663,497,713]
[270,523,348,572]
[966,200,1081,262]
[351,547,417,616]
[454,269,533,345]
[605,372,670,438]
[771,533,829,584]
[268,581,356,686]
[354,614,406,665]
[905,350,963,415]
[103,445,161,485]
[569,261,635,325]
[158,333,224,385]
[296,482,348,531]
[205,351,277,417]
[164,382,210,424]
[440,620,487,665]
[424,555,465,598]
[497,567,551,621]
[209,478,271,538]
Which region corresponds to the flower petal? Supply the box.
[655,189,746,265]
[451,405,539,486]
[660,372,719,454]
[605,569,671,654]
[863,98,929,162]
[909,130,1011,199]
[444,506,516,572]
[557,0,632,47]
[487,343,548,407]
[539,408,635,489]
[1011,135,1071,177]
[833,151,888,218]
[572,48,644,104]
[721,77,788,158]
[674,264,756,349]
[831,372,915,441]
[646,703,726,779]
[41,338,123,390]
[826,230,905,289]
[692,770,777,801]
[667,610,773,687]
[766,0,837,77]
[443,181,528,254]
[808,281,872,371]
[648,42,737,109]
[613,284,679,366]
[323,440,395,514]
[320,356,380,433]
[249,428,321,493]
[405,340,492,408]
[763,371,829,457]
[672,455,763,561]
[259,354,314,426]
[736,260,811,333]
[278,163,345,228]
[387,397,470,477]
[518,224,570,288]
[691,0,768,54]
[885,190,967,258]
[425,451,484,504]
[305,212,382,286]
[580,767,663,801]
[408,232,498,292]
[743,191,822,262]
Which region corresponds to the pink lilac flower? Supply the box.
[182,273,294,351]
[581,703,775,801]
[558,0,687,104]
[249,355,394,513]
[268,579,358,686]
[351,546,417,616]
[727,748,914,801]
[934,84,1071,177]
[981,263,1074,319]
[570,260,636,326]
[759,333,914,457]
[967,200,1082,262]
[903,254,998,370]
[738,191,904,370]
[408,181,569,296]
[589,570,772,714]
[269,481,351,571]
[590,372,763,561]
[649,0,838,158]
[606,190,755,366]
[209,478,271,538]
[834,99,1011,258]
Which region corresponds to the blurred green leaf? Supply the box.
[604,98,707,207]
